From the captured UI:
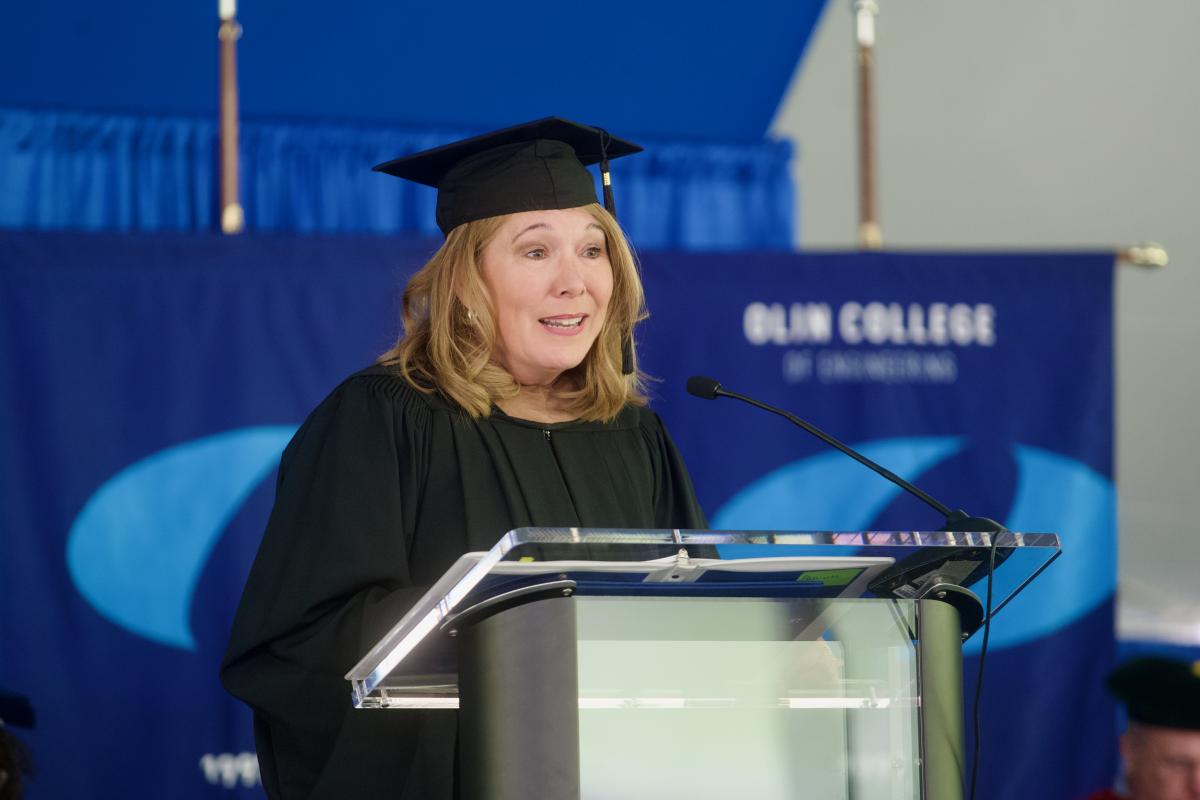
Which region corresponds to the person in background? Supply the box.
[1087,656,1200,800]
[220,118,706,800]
[0,689,34,800]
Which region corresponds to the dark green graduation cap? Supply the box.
[373,117,642,236]
[1108,656,1200,730]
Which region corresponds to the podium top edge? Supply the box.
[500,527,1060,549]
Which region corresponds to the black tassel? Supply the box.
[601,159,616,218]
[598,126,629,374]
[598,128,616,218]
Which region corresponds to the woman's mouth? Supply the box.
[539,314,587,335]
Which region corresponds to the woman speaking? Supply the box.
[221,118,706,799]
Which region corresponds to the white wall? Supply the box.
[770,0,1200,644]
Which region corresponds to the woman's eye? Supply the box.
[524,248,547,260]
[583,245,605,258]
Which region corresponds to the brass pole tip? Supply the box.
[1120,242,1168,268]
[858,221,883,250]
[221,204,245,235]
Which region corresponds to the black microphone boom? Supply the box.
[685,375,1003,532]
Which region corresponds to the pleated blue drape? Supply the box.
[0,107,794,250]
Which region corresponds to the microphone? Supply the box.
[686,375,1003,532]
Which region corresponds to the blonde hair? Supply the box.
[378,203,649,421]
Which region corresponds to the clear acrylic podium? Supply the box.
[346,528,1060,800]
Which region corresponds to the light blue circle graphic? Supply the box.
[963,444,1116,653]
[67,426,297,650]
[69,430,1114,653]
[712,437,965,531]
[712,438,1116,651]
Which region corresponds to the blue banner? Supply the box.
[0,232,1115,798]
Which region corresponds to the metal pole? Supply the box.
[917,599,966,800]
[218,0,244,234]
[854,0,882,249]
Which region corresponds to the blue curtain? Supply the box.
[0,107,794,250]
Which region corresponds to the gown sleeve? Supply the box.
[643,411,709,531]
[220,373,442,798]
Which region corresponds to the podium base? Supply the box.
[458,591,580,800]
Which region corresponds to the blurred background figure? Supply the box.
[1087,657,1200,800]
[0,689,34,800]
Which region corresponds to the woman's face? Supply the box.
[478,207,614,386]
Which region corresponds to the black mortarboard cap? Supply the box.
[0,688,34,729]
[1108,656,1200,730]
[373,117,642,236]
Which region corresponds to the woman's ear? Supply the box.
[454,276,494,330]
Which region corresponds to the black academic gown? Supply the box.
[220,366,706,800]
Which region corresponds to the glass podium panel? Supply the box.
[347,527,1060,706]
[573,596,920,800]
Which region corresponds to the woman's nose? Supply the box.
[552,254,587,296]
